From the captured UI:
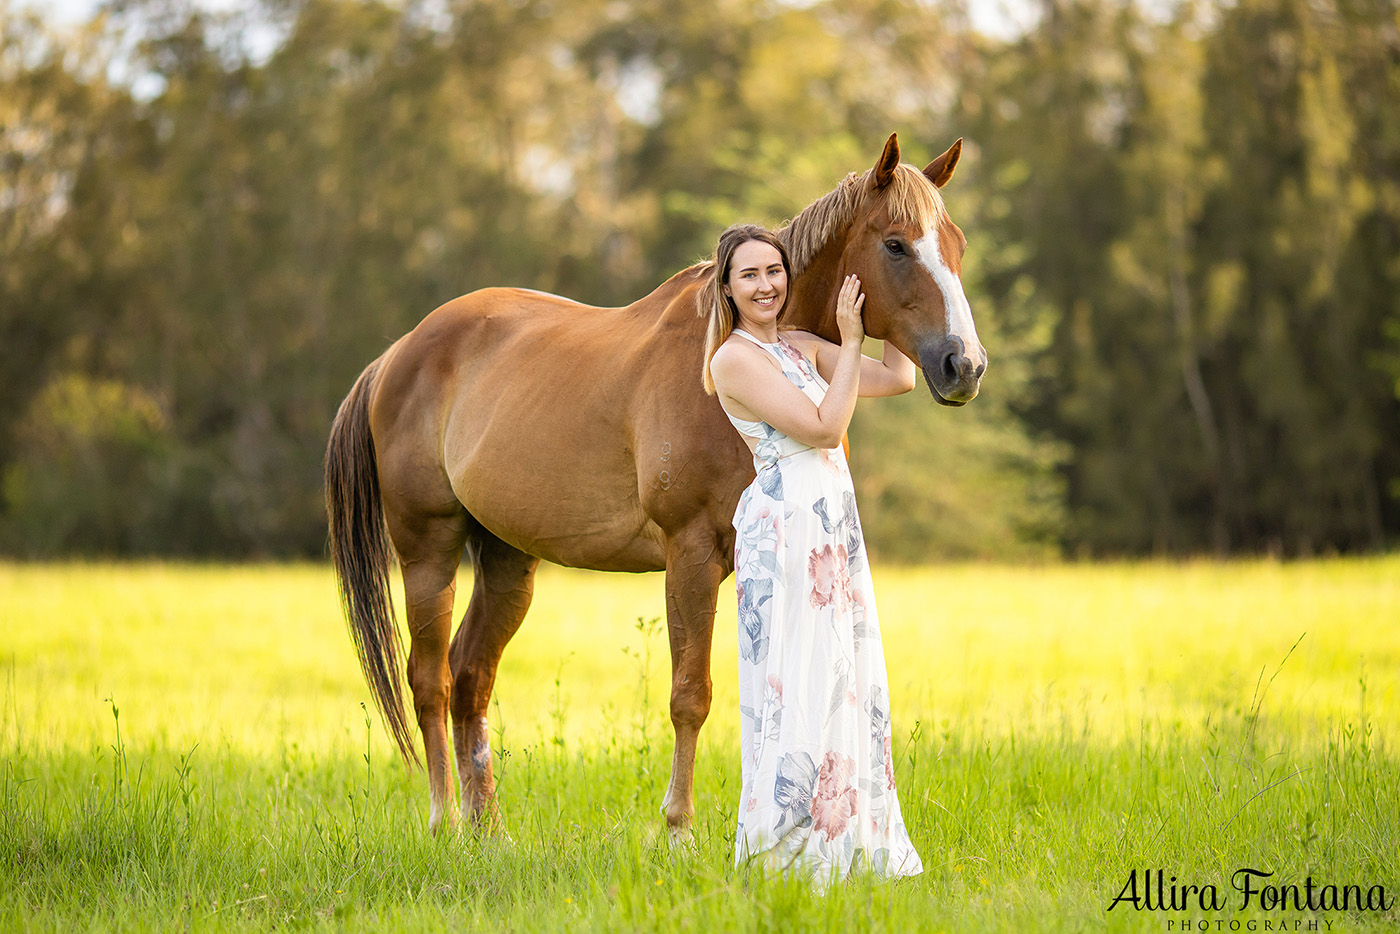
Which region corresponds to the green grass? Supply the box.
[2,559,1397,931]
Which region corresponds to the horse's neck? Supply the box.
[785,236,846,343]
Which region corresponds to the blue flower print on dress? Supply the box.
[813,490,864,574]
[772,750,817,834]
[737,576,773,664]
[757,463,783,500]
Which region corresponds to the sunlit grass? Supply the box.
[4,559,1393,754]
[2,559,1397,931]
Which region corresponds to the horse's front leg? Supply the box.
[659,525,729,841]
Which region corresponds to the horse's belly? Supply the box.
[449,456,666,571]
[488,501,666,572]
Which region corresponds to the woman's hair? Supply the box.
[699,224,793,395]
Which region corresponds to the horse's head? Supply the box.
[843,134,986,406]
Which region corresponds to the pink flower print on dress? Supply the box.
[778,340,810,372]
[818,446,845,475]
[884,735,896,791]
[766,674,783,702]
[807,544,852,612]
[810,751,858,840]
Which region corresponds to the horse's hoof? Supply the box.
[666,824,696,853]
[428,807,462,837]
[462,807,514,844]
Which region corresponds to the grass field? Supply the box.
[2,559,1397,932]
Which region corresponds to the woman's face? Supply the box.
[724,239,787,331]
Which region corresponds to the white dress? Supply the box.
[725,327,923,887]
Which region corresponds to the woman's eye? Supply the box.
[885,240,905,256]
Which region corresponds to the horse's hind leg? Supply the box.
[385,508,469,835]
[449,530,540,829]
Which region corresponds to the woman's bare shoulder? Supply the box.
[711,334,775,376]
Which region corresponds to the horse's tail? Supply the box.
[325,355,419,766]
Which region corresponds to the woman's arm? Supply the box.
[787,331,917,398]
[711,276,867,450]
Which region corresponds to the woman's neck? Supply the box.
[734,322,780,344]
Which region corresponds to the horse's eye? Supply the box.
[884,240,905,256]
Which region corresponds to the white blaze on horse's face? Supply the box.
[913,224,980,363]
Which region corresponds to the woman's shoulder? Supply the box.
[711,333,773,375]
[714,331,760,358]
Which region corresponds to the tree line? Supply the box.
[2,0,1396,560]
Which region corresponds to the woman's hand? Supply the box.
[783,274,916,397]
[836,274,865,347]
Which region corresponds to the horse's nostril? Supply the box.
[941,353,960,384]
[973,361,986,379]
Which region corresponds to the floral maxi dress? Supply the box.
[724,328,923,886]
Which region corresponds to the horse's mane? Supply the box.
[778,164,948,274]
[689,162,947,292]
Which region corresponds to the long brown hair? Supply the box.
[698,224,793,395]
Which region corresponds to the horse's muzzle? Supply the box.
[920,335,985,406]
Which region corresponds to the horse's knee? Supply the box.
[408,658,451,725]
[669,677,712,731]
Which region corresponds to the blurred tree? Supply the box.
[2,374,174,554]
[958,0,1141,552]
[1193,0,1396,553]
[3,0,1393,559]
[960,0,1399,555]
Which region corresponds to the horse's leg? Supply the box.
[386,509,469,835]
[659,526,728,840]
[449,531,540,830]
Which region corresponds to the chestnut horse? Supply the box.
[325,134,985,837]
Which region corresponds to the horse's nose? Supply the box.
[939,337,982,384]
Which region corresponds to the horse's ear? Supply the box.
[873,133,900,189]
[923,138,963,189]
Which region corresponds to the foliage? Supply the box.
[959,0,1400,555]
[1,374,175,554]
[1,0,1397,557]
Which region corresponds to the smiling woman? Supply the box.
[701,220,928,888]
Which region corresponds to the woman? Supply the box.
[702,223,924,887]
